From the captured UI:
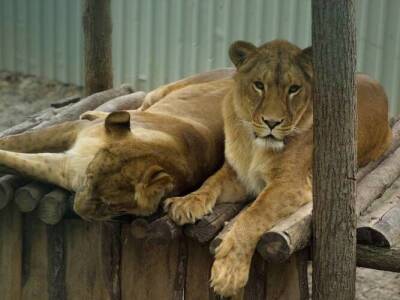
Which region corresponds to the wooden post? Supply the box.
[312,1,357,300]
[83,0,113,95]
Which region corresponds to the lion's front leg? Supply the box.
[210,184,312,297]
[164,162,247,225]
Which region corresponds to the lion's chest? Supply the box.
[225,134,270,196]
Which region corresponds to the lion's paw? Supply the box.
[210,232,252,297]
[164,193,213,225]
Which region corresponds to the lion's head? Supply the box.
[229,39,313,151]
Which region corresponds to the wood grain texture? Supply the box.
[21,213,49,300]
[356,244,400,272]
[83,0,113,95]
[64,220,120,300]
[0,202,22,300]
[312,1,357,299]
[120,224,181,300]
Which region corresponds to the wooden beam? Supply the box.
[356,244,400,272]
[312,1,357,299]
[83,0,113,95]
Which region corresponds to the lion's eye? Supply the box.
[288,85,301,94]
[253,81,264,91]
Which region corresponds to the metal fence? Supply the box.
[1,0,400,113]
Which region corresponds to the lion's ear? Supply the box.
[297,46,313,79]
[297,46,313,66]
[105,111,131,134]
[229,41,257,68]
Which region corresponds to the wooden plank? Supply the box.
[243,252,266,300]
[21,213,49,300]
[120,224,182,300]
[265,250,309,300]
[185,238,219,300]
[64,220,120,300]
[0,202,22,300]
[47,221,66,300]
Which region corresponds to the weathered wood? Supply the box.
[83,0,113,95]
[95,91,146,112]
[51,95,82,108]
[312,2,357,299]
[14,182,52,212]
[356,244,400,272]
[243,252,266,300]
[33,85,133,131]
[47,220,66,300]
[184,203,245,243]
[257,203,312,263]
[64,220,120,300]
[38,188,70,225]
[0,174,29,210]
[257,143,400,262]
[21,213,49,299]
[0,202,22,299]
[265,250,310,300]
[130,215,182,244]
[185,239,219,300]
[121,224,181,300]
[357,177,400,247]
[0,85,133,138]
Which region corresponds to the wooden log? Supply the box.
[184,203,245,243]
[83,0,113,95]
[357,177,400,247]
[38,188,70,225]
[95,91,146,112]
[257,144,400,263]
[14,182,52,212]
[0,85,133,138]
[257,203,312,263]
[0,175,29,210]
[32,85,134,131]
[356,244,400,272]
[51,95,81,108]
[130,215,182,244]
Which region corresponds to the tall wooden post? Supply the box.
[83,0,113,95]
[312,1,357,300]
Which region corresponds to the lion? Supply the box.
[164,40,392,296]
[0,68,234,220]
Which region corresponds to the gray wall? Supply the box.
[1,0,400,113]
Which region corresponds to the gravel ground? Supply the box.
[0,71,399,299]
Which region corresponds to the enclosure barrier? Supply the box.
[0,88,399,300]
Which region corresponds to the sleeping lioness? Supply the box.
[0,69,233,219]
[164,40,392,296]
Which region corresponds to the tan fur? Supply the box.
[164,40,392,296]
[0,69,234,220]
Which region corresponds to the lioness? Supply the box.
[164,40,392,296]
[0,69,233,219]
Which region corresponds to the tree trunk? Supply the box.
[83,0,113,95]
[312,1,357,300]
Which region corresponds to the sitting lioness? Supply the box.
[0,69,234,219]
[164,40,392,296]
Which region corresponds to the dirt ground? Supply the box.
[0,71,399,299]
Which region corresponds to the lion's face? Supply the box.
[229,40,313,151]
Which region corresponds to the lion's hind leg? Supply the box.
[0,120,90,153]
[0,150,75,190]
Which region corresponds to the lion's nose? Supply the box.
[262,117,283,129]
